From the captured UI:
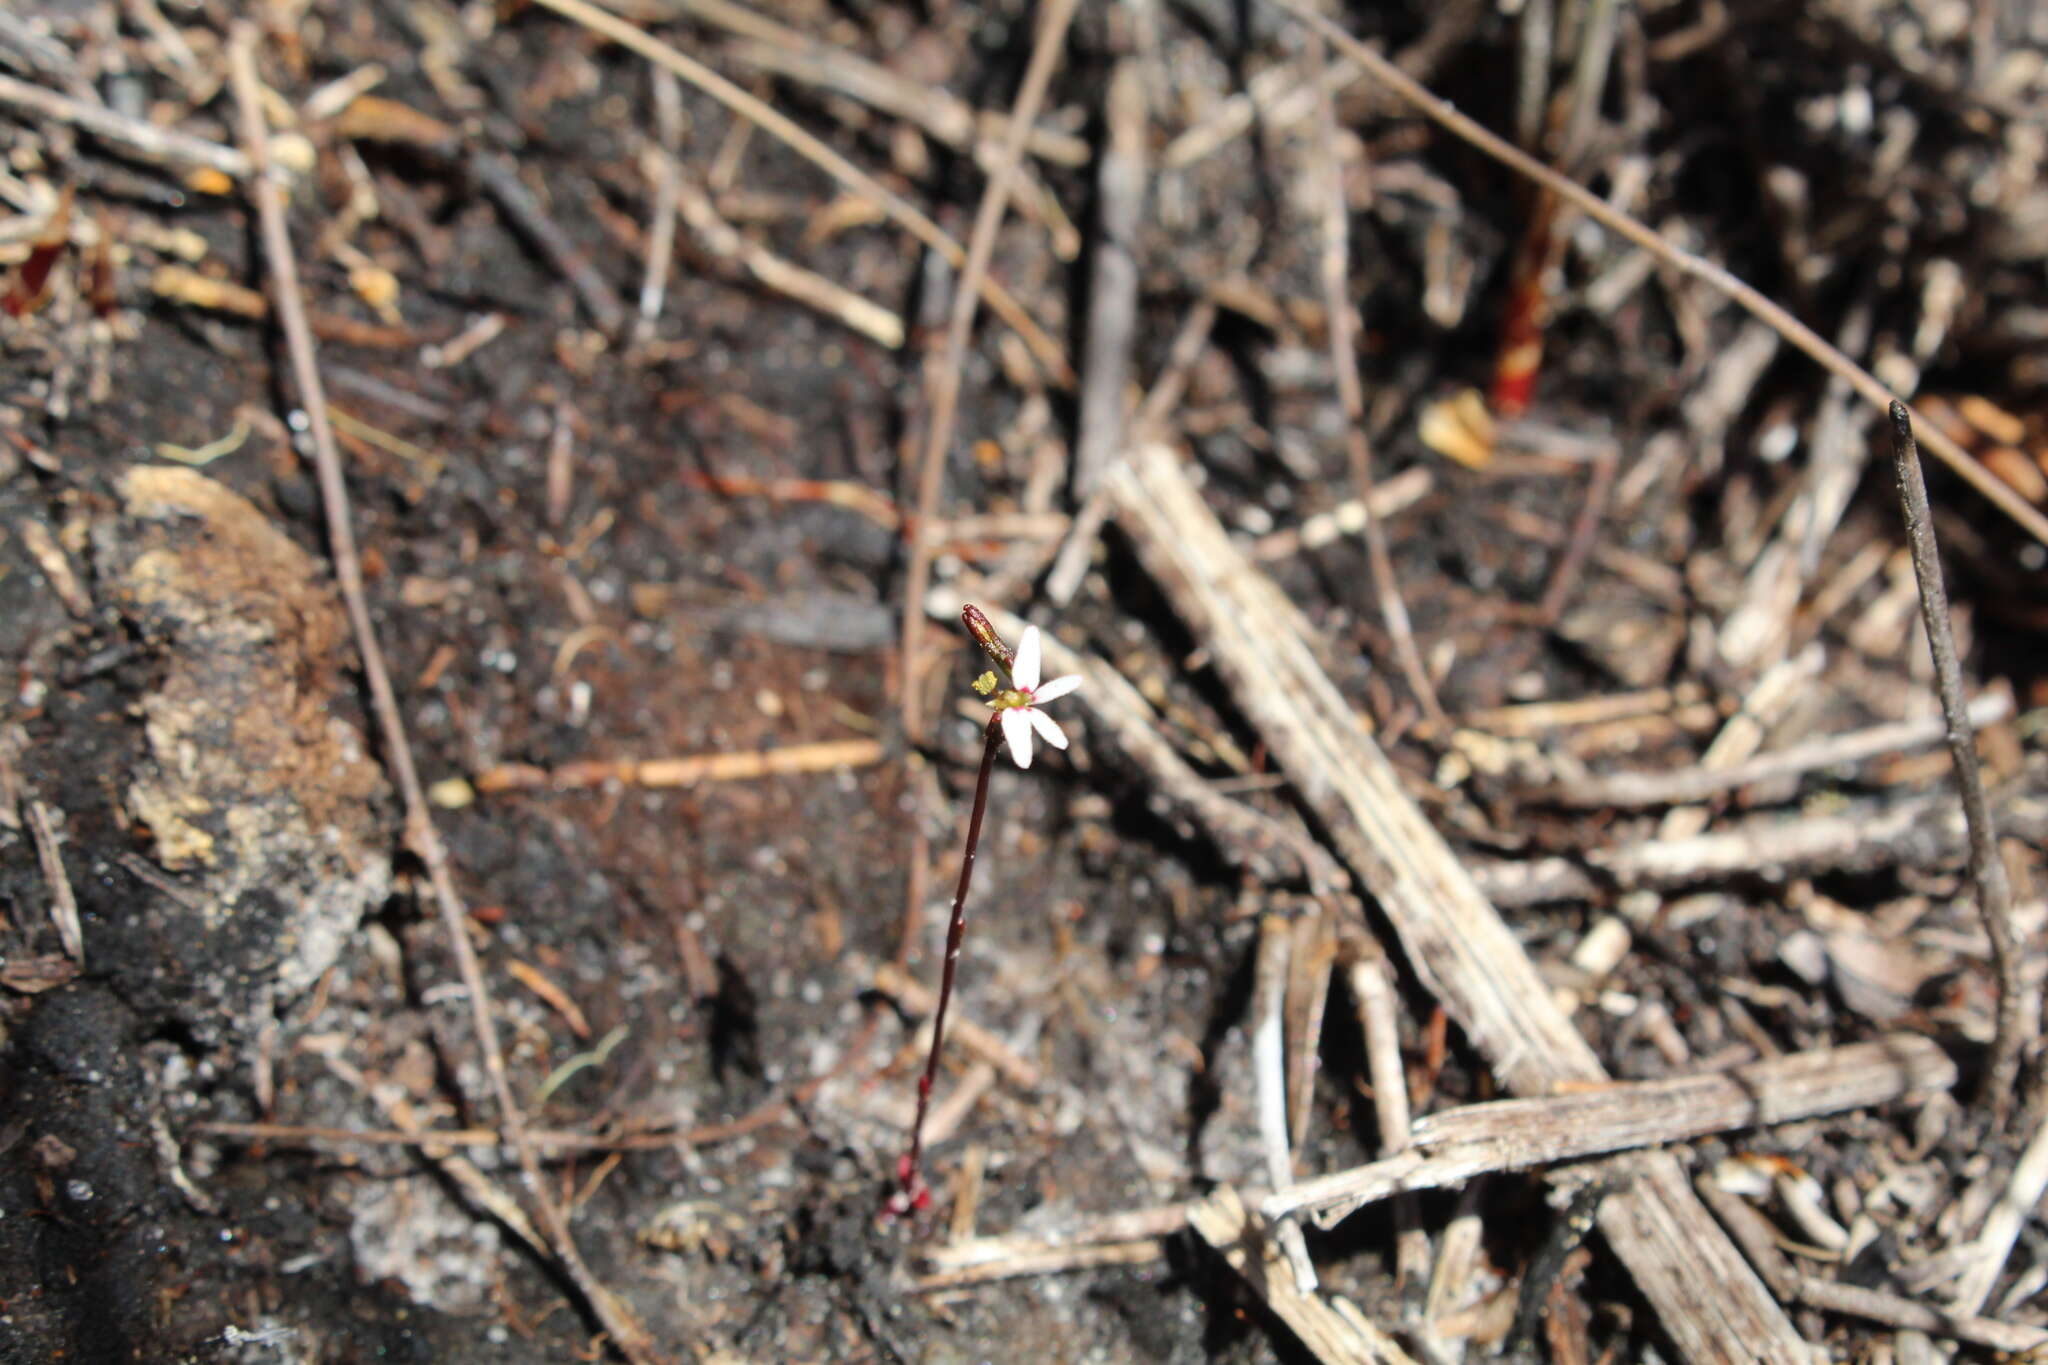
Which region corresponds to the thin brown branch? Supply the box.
[1263,0,2048,547]
[1889,402,2024,1128]
[225,29,660,1364]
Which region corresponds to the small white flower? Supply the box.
[990,626,1082,769]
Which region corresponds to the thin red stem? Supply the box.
[895,714,1003,1213]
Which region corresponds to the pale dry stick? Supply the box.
[1265,1034,1955,1225]
[1890,402,2024,1128]
[1069,60,1147,501]
[1308,35,1449,737]
[671,169,904,347]
[919,1204,1189,1278]
[1252,914,1319,1292]
[26,800,82,964]
[1104,443,1811,1362]
[1949,1111,2048,1315]
[1188,1186,1420,1365]
[1283,910,1339,1155]
[675,0,1091,166]
[897,0,1082,740]
[632,67,685,340]
[1343,933,1430,1288]
[0,72,253,179]
[1264,0,2048,548]
[474,737,885,792]
[909,1239,1169,1292]
[1534,687,2011,808]
[224,32,660,1364]
[1475,779,2048,907]
[528,0,1071,387]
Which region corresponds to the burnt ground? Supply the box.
[3,0,2048,1362]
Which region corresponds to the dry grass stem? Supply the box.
[226,29,660,1363]
[1266,1035,1955,1225]
[1888,403,2025,1127]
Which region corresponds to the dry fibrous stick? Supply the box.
[225,32,660,1365]
[1889,403,2024,1128]
[869,959,1042,1091]
[678,0,1090,166]
[1264,1034,1955,1225]
[1252,914,1318,1292]
[929,590,1347,890]
[1531,688,2011,809]
[670,169,903,346]
[1797,1277,2048,1354]
[907,1238,1167,1291]
[1535,440,1617,624]
[1188,1186,1419,1365]
[1343,932,1429,1285]
[918,1205,1188,1279]
[473,737,885,793]
[466,151,628,336]
[529,0,1071,387]
[897,0,1081,740]
[1069,60,1146,500]
[1309,36,1448,737]
[633,67,686,339]
[1103,443,1811,1362]
[1473,779,2048,906]
[1263,0,2048,548]
[0,71,253,180]
[26,800,82,964]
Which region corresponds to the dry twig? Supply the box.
[226,29,659,1363]
[1889,402,2023,1125]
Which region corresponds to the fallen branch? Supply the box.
[473,737,884,793]
[1264,1035,1955,1225]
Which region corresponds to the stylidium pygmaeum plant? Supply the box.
[890,605,1082,1217]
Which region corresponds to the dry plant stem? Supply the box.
[1889,402,2023,1125]
[898,0,1081,739]
[1187,1187,1419,1365]
[1265,1033,1955,1224]
[1263,0,2048,547]
[1948,1109,2048,1315]
[529,0,1069,386]
[1535,688,2010,808]
[468,150,627,335]
[1308,36,1449,736]
[225,31,659,1365]
[1070,59,1146,500]
[896,717,1003,1213]
[0,71,253,179]
[633,67,685,338]
[1477,779,2048,906]
[1105,443,1811,1362]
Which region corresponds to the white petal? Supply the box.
[1028,708,1068,750]
[1032,673,1082,705]
[1012,626,1043,692]
[1000,707,1035,768]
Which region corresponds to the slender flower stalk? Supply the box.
[890,606,1081,1216]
